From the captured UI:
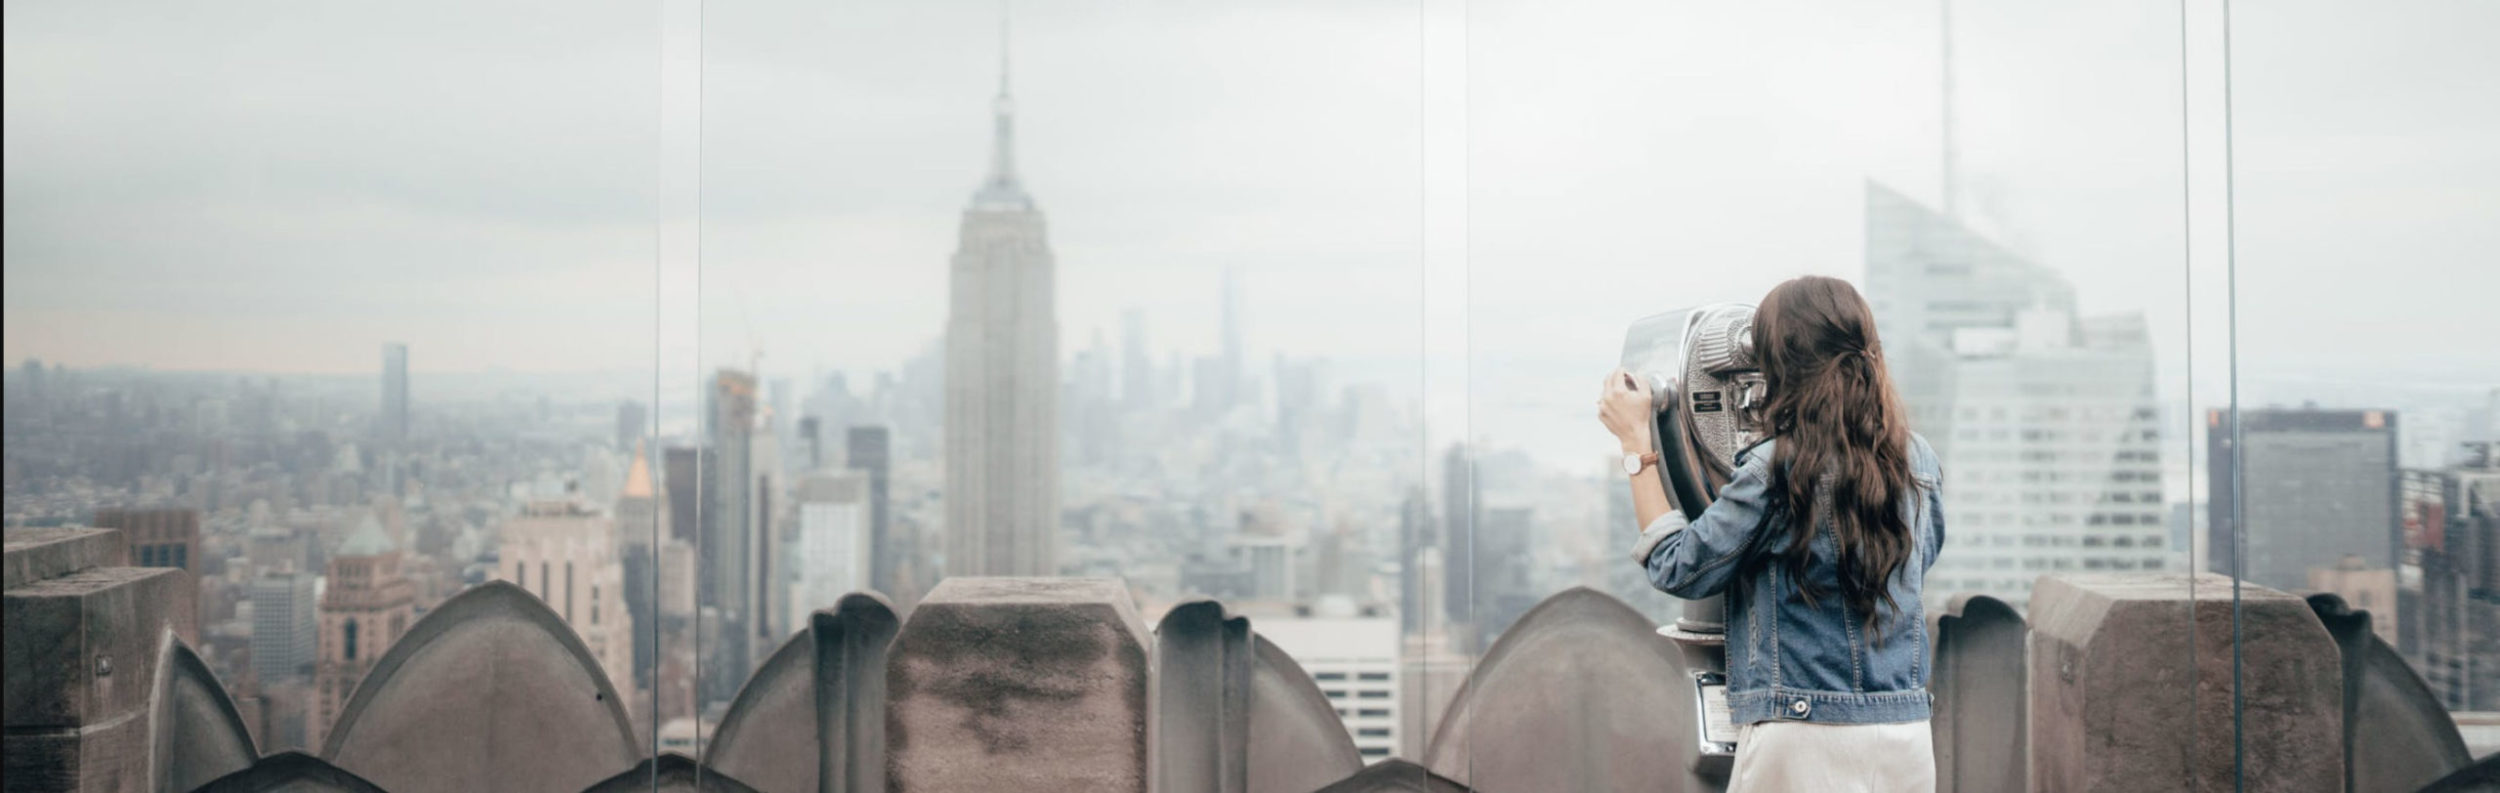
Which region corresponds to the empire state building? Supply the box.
[944,43,1060,578]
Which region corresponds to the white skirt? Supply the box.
[1728,720,1935,793]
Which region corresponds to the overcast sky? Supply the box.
[6,0,2494,464]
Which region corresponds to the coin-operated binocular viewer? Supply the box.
[1621,303,1768,784]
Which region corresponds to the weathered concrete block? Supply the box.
[3,528,127,591]
[5,567,194,731]
[2,701,151,793]
[2028,573,2341,793]
[886,578,1149,793]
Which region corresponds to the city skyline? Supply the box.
[5,0,2497,780]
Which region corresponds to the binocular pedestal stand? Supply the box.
[1660,594,1738,783]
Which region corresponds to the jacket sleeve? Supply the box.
[1636,451,1774,599]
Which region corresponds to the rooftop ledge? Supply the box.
[4,531,2490,793]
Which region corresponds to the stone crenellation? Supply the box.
[2,531,2480,793]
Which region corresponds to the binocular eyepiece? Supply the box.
[1621,303,1770,521]
[1621,302,1768,768]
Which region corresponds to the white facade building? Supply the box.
[787,470,872,629]
[1865,181,2168,611]
[496,500,631,694]
[1257,610,1402,762]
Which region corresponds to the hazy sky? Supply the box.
[6,0,2494,463]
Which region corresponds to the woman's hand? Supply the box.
[1597,368,1656,454]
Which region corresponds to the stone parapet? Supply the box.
[886,577,1150,793]
[4,528,193,793]
[4,528,127,591]
[2027,573,2341,793]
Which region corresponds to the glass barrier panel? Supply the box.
[2,0,665,771]
[2222,0,2500,783]
[1458,1,2202,788]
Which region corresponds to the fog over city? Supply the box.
[7,0,2500,781]
[9,0,2496,468]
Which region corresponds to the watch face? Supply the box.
[1623,453,1642,475]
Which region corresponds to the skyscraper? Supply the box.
[1218,266,1244,411]
[704,369,762,699]
[1121,308,1155,409]
[379,343,408,444]
[846,425,894,594]
[2208,407,2401,592]
[251,571,317,686]
[944,31,1060,579]
[2412,447,2499,710]
[616,400,647,452]
[664,446,709,546]
[786,469,871,629]
[1864,181,2167,611]
[1439,444,1473,628]
[1259,611,1403,761]
[617,442,664,697]
[1396,487,1435,636]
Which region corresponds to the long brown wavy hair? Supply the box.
[1743,275,1921,631]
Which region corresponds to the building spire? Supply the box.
[973,2,1031,210]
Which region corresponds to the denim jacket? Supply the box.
[1630,433,1943,726]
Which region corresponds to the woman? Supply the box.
[1599,275,1942,792]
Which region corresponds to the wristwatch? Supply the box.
[1622,450,1660,476]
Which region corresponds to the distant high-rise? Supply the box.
[1218,266,1244,411]
[1121,309,1155,409]
[846,425,894,594]
[18,358,47,420]
[2411,450,2499,710]
[663,446,709,546]
[251,571,317,685]
[1439,445,1473,628]
[1469,506,1539,650]
[1864,180,2167,611]
[616,400,647,452]
[799,416,824,469]
[499,500,632,698]
[1237,535,1296,602]
[2208,407,2400,592]
[379,343,409,444]
[616,441,664,698]
[786,470,871,628]
[1260,611,1402,761]
[704,369,763,700]
[1396,487,1434,636]
[944,30,1061,578]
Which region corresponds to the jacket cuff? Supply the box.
[1629,513,1684,566]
